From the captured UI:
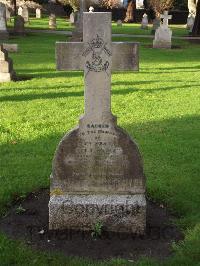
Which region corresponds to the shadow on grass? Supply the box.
[16,70,83,79]
[1,83,199,102]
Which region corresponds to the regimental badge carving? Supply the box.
[82,34,112,75]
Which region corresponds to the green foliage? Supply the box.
[91,221,103,239]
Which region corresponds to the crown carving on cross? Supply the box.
[91,35,104,49]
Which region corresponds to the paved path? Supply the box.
[24,29,200,40]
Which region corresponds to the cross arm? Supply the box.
[56,42,139,71]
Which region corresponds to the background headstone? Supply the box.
[153,11,172,49]
[50,12,146,234]
[0,45,16,82]
[117,19,122,26]
[36,8,41,19]
[187,13,195,32]
[0,3,9,40]
[18,7,23,16]
[141,13,148,29]
[22,6,29,23]
[14,15,25,35]
[89,6,94,12]
[151,18,160,34]
[69,12,75,25]
[49,14,56,29]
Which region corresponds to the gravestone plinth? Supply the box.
[49,12,146,234]
[0,3,9,40]
[0,45,16,82]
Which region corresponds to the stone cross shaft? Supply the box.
[56,12,139,118]
[161,11,172,27]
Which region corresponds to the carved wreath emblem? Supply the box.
[82,35,112,75]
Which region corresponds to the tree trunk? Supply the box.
[11,0,17,16]
[124,0,135,22]
[192,0,200,35]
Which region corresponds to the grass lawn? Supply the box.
[8,16,189,36]
[0,29,200,265]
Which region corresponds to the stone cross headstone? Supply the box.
[36,8,41,19]
[0,45,16,82]
[141,13,148,29]
[49,14,57,29]
[0,3,9,40]
[18,7,23,16]
[153,11,172,49]
[14,15,25,35]
[50,12,146,234]
[117,19,122,26]
[187,13,195,32]
[22,6,29,23]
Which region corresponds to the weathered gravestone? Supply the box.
[0,3,9,40]
[36,8,41,19]
[14,15,25,35]
[0,45,16,82]
[49,14,56,30]
[153,11,172,49]
[22,6,29,23]
[49,12,146,234]
[141,13,148,29]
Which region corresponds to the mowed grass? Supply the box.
[0,31,200,265]
[7,16,189,36]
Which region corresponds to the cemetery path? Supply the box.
[18,29,200,40]
[0,189,183,261]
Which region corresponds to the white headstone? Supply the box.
[153,11,172,49]
[18,7,23,16]
[141,13,148,29]
[187,13,195,32]
[36,8,41,19]
[50,12,146,234]
[70,12,75,24]
[49,14,56,29]
[22,6,29,23]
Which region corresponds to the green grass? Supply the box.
[0,30,200,265]
[7,16,189,36]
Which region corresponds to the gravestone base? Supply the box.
[49,194,146,233]
[153,40,171,49]
[0,71,16,82]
